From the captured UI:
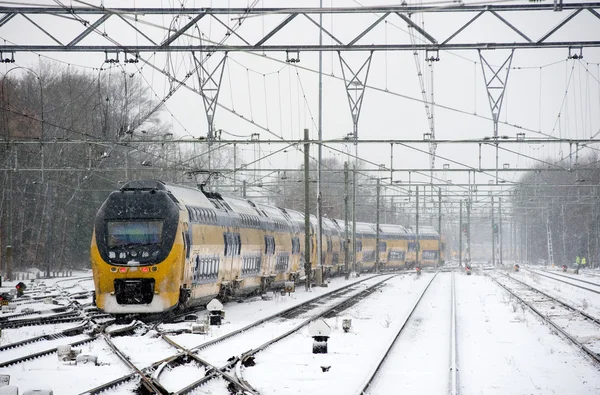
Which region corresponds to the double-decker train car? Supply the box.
[405,228,418,269]
[378,224,410,270]
[418,226,443,267]
[91,180,445,316]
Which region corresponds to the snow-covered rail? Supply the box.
[529,269,600,294]
[81,274,393,395]
[356,272,440,395]
[179,275,397,395]
[490,273,600,365]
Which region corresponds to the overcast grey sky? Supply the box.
[3,0,600,195]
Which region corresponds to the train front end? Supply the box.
[91,181,184,315]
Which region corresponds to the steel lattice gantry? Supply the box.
[0,3,600,54]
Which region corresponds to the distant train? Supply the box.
[90,180,444,315]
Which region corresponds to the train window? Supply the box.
[264,235,275,255]
[332,253,339,265]
[378,242,387,252]
[275,255,289,272]
[327,237,332,253]
[388,250,405,261]
[235,233,241,256]
[291,237,300,254]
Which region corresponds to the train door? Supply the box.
[182,222,191,285]
[264,232,276,274]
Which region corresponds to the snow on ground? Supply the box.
[366,272,452,395]
[511,269,600,319]
[163,273,386,350]
[0,323,84,346]
[456,272,600,395]
[0,338,130,394]
[2,269,600,394]
[241,273,434,395]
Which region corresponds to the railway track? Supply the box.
[490,272,600,365]
[81,274,396,395]
[357,272,451,395]
[527,268,600,294]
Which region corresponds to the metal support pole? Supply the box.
[233,142,237,192]
[525,213,529,264]
[416,186,420,267]
[467,198,471,263]
[561,204,567,265]
[492,196,496,266]
[376,178,381,272]
[344,161,349,278]
[438,187,442,268]
[352,163,357,274]
[6,167,13,280]
[242,180,247,198]
[317,0,323,276]
[499,197,503,265]
[304,128,311,290]
[459,200,463,267]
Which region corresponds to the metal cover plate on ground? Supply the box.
[207,299,223,311]
[308,319,331,337]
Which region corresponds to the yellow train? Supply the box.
[91,180,444,315]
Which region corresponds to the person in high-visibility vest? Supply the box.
[582,257,587,267]
[576,256,581,266]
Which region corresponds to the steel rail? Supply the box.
[158,335,258,395]
[526,269,600,295]
[0,311,83,329]
[181,275,399,395]
[450,271,458,395]
[489,273,600,365]
[0,336,96,368]
[100,332,170,394]
[80,274,388,394]
[356,272,438,395]
[538,269,600,288]
[0,322,88,352]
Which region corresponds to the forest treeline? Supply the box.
[0,62,233,275]
[1,63,597,275]
[513,154,600,266]
[0,63,394,275]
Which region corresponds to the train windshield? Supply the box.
[107,221,163,247]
